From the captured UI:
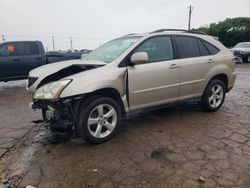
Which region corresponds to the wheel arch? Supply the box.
[209,74,228,91]
[83,88,126,116]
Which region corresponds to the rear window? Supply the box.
[23,42,40,55]
[175,36,200,58]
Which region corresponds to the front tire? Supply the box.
[200,79,226,112]
[77,96,122,144]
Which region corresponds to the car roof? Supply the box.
[1,40,42,44]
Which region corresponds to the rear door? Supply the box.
[127,36,181,110]
[174,35,220,100]
[0,42,24,80]
[22,42,46,75]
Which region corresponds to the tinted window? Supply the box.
[197,39,210,56]
[175,36,200,58]
[134,36,174,63]
[23,42,39,55]
[202,41,219,55]
[0,43,21,57]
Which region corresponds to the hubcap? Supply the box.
[87,104,117,138]
[209,84,224,108]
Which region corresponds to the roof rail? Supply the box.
[123,33,138,36]
[150,29,207,35]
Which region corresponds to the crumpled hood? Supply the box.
[29,59,106,77]
[28,59,107,93]
[231,48,250,52]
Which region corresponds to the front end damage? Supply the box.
[32,97,82,142]
[28,61,107,141]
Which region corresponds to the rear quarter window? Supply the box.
[202,40,220,55]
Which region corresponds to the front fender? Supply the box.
[60,68,126,98]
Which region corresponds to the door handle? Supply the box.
[208,59,215,63]
[12,58,21,62]
[169,64,179,69]
[35,57,43,60]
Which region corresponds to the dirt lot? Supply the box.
[0,64,250,188]
[0,81,40,159]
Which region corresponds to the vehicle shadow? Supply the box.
[45,101,204,146]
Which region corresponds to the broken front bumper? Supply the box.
[31,98,81,134]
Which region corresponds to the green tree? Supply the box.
[195,17,250,47]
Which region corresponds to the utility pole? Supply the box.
[52,36,55,51]
[2,34,5,42]
[188,5,193,30]
[70,36,73,51]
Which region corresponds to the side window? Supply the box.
[134,36,174,63]
[175,36,200,58]
[0,43,21,57]
[202,41,220,55]
[197,39,210,56]
[23,42,39,55]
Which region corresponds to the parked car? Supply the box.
[28,29,236,144]
[0,41,90,82]
[0,41,46,81]
[46,50,90,64]
[230,42,250,63]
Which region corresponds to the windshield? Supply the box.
[85,36,141,63]
[234,42,250,48]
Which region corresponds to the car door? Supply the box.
[22,42,46,75]
[0,42,24,80]
[127,36,181,110]
[174,35,220,100]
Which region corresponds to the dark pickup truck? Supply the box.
[0,41,90,82]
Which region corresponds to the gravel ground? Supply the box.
[0,80,40,160]
[0,64,250,188]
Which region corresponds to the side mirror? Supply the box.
[131,52,149,65]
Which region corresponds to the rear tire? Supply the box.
[200,79,226,112]
[77,96,122,144]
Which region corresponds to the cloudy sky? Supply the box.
[1,0,250,50]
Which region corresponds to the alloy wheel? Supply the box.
[87,104,117,138]
[208,84,224,108]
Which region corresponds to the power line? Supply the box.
[2,34,111,40]
[188,5,194,30]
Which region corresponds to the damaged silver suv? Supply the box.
[28,29,236,144]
